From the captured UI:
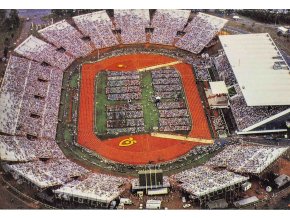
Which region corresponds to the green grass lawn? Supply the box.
[140,71,159,131]
[228,86,237,97]
[70,71,79,88]
[95,72,108,135]
[64,127,73,143]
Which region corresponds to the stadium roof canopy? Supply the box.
[206,144,289,174]
[219,33,290,106]
[173,166,249,197]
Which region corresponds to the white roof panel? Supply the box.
[209,81,228,94]
[219,33,290,106]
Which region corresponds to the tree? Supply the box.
[8,9,20,29]
[66,9,75,17]
[0,9,6,27]
[238,9,290,24]
[52,9,64,17]
[225,9,235,15]
[4,37,9,47]
[3,47,8,58]
[4,17,11,30]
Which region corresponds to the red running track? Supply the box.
[77,54,212,165]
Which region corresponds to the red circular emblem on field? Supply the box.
[77,54,212,165]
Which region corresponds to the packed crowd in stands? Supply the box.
[73,10,119,49]
[176,13,227,54]
[38,20,93,58]
[151,68,191,132]
[229,88,288,130]
[12,10,226,75]
[194,66,212,81]
[106,103,145,135]
[0,56,63,139]
[151,10,190,45]
[14,36,74,71]
[212,60,290,131]
[212,115,228,136]
[0,56,30,134]
[114,10,150,44]
[54,173,128,203]
[172,166,249,197]
[6,159,90,188]
[0,136,64,162]
[213,54,237,86]
[206,144,289,174]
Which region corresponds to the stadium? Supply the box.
[0,9,290,209]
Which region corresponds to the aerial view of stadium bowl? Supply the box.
[0,9,290,210]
